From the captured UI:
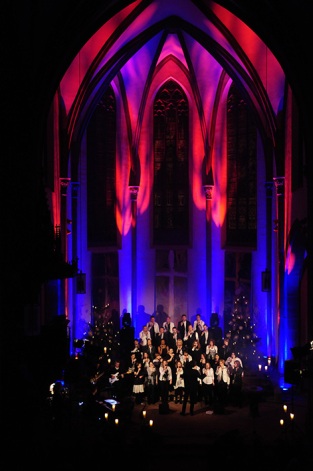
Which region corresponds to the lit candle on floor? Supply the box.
[290,413,294,420]
[104,412,109,420]
[142,410,147,418]
[112,404,116,412]
[115,418,119,425]
[258,364,262,371]
[283,404,287,412]
[149,420,153,427]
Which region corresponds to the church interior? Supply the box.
[2,1,313,466]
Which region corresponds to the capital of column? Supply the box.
[273,177,285,197]
[203,184,214,201]
[129,185,140,201]
[60,177,71,196]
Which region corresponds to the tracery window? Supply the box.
[226,84,257,248]
[153,80,189,246]
[87,86,120,318]
[87,86,118,249]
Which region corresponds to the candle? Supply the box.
[290,413,294,420]
[149,419,153,427]
[104,412,109,420]
[280,419,284,426]
[115,418,119,425]
[264,365,268,371]
[258,364,262,371]
[267,357,271,365]
[112,404,116,412]
[283,404,287,412]
[108,358,111,364]
[104,347,107,353]
[142,410,147,418]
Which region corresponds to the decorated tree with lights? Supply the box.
[226,292,260,367]
[84,306,121,360]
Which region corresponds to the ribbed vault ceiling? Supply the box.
[60,0,285,149]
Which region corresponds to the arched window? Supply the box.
[153,80,189,246]
[226,84,257,248]
[87,85,117,248]
[153,80,189,322]
[224,84,257,333]
[87,86,119,317]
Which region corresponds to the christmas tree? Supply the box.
[226,293,260,367]
[83,306,121,361]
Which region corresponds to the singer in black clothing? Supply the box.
[229,359,244,407]
[159,359,172,404]
[177,314,191,340]
[180,360,201,416]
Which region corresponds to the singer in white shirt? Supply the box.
[163,315,175,333]
[139,325,151,346]
[193,314,205,333]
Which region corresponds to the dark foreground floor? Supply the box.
[3,370,312,471]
